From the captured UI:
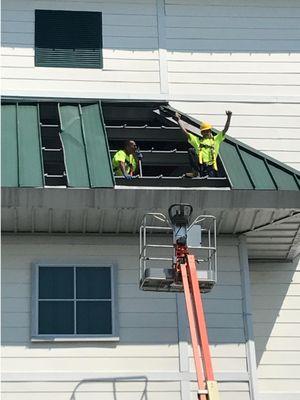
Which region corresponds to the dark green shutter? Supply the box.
[35,10,103,68]
[59,102,114,188]
[1,103,44,187]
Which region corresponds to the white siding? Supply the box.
[1,235,248,399]
[1,0,161,95]
[166,0,300,171]
[168,100,300,171]
[250,256,300,396]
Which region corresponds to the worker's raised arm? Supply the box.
[222,110,232,134]
[175,112,191,139]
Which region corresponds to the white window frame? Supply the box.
[31,263,119,342]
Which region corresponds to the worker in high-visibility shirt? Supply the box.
[112,140,142,179]
[176,110,232,177]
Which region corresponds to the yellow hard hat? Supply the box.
[200,122,212,132]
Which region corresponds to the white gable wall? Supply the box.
[2,0,160,95]
[250,256,300,399]
[1,235,250,400]
[1,0,300,170]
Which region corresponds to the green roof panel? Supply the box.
[1,104,18,186]
[268,163,299,190]
[239,148,276,190]
[59,104,91,187]
[81,102,114,188]
[219,141,253,189]
[18,104,44,187]
[59,102,114,188]
[1,103,44,187]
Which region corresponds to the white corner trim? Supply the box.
[239,235,259,400]
[176,293,191,400]
[156,0,169,95]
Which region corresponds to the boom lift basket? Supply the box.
[139,212,217,293]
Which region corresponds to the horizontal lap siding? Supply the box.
[250,257,300,395]
[1,235,248,399]
[1,0,160,95]
[167,0,300,170]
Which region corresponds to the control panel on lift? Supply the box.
[139,204,217,293]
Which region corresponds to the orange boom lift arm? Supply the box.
[170,204,219,400]
[139,204,219,399]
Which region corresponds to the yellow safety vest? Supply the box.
[187,132,225,171]
[112,150,137,176]
[198,138,218,171]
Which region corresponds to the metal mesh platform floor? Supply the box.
[140,277,215,294]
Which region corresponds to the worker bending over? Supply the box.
[112,140,142,179]
[176,111,232,178]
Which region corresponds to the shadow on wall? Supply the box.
[249,255,300,364]
[2,0,300,54]
[70,376,148,400]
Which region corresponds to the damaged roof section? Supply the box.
[104,101,229,188]
[1,100,299,190]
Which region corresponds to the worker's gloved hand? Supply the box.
[123,174,133,180]
[136,149,143,160]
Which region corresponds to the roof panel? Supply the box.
[239,148,276,190]
[1,103,44,187]
[219,141,253,189]
[18,104,44,187]
[81,102,115,188]
[59,104,91,187]
[1,104,18,187]
[268,163,299,190]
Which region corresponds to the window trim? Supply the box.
[31,263,119,342]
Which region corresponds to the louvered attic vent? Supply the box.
[35,10,103,69]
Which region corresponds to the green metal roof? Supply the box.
[1,100,299,191]
[1,101,114,188]
[161,105,300,191]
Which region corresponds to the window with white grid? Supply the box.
[32,264,118,341]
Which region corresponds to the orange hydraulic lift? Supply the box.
[140,204,220,400]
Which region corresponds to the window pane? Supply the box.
[39,266,74,299]
[76,301,112,335]
[39,301,74,334]
[76,267,111,299]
